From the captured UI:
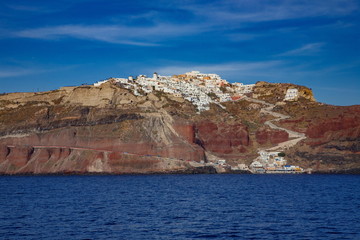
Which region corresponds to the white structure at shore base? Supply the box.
[250,150,304,174]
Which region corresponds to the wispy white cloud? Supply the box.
[276,43,325,56]
[0,68,45,78]
[6,4,46,12]
[0,64,79,78]
[225,33,259,42]
[183,0,358,25]
[5,1,92,13]
[13,23,205,46]
[6,0,358,46]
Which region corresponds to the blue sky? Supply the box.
[0,0,359,106]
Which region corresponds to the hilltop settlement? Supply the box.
[0,70,359,175]
[94,71,304,173]
[94,71,299,111]
[94,71,256,111]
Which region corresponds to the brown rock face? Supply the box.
[0,145,10,160]
[1,80,359,174]
[255,127,289,145]
[306,116,360,139]
[6,146,34,168]
[0,116,206,174]
[173,123,195,143]
[278,104,360,172]
[196,122,250,154]
[253,81,316,103]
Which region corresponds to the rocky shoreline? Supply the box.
[3,168,360,176]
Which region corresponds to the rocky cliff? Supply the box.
[275,103,360,173]
[0,81,358,174]
[252,81,316,103]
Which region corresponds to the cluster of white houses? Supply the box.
[250,150,304,174]
[94,71,255,111]
[94,71,299,111]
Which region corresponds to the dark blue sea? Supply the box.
[1,174,360,240]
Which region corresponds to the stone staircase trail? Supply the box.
[243,96,306,151]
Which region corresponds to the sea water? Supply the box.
[1,174,359,239]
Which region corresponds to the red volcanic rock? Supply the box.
[49,148,62,161]
[60,148,71,159]
[196,122,249,154]
[0,144,10,161]
[256,129,268,145]
[205,139,232,154]
[306,116,360,139]
[158,145,204,162]
[270,130,289,144]
[18,148,53,173]
[34,148,51,163]
[197,122,218,133]
[0,120,207,174]
[108,153,160,171]
[173,123,195,143]
[6,146,34,168]
[40,129,77,146]
[256,127,289,145]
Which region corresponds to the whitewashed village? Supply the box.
[94,71,304,174]
[95,71,256,112]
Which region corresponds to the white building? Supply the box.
[250,161,263,168]
[284,88,299,101]
[243,84,255,93]
[94,79,108,87]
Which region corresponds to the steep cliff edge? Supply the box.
[0,81,358,174]
[0,83,258,174]
[275,103,360,172]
